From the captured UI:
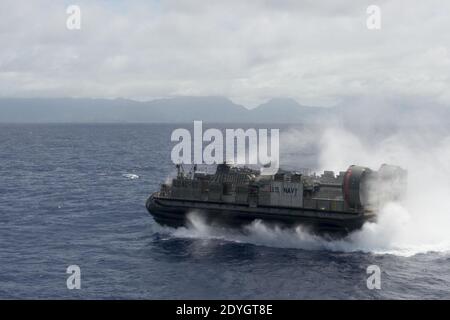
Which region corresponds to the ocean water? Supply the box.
[0,123,449,299]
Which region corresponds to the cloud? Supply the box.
[0,0,449,107]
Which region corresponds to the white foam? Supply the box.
[123,173,139,180]
[162,210,450,257]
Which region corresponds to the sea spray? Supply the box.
[159,207,449,257]
[317,126,450,256]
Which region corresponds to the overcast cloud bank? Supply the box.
[1,0,449,108]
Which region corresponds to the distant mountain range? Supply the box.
[0,96,448,124]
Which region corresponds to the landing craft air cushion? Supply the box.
[146,163,407,236]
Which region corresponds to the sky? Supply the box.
[0,0,449,108]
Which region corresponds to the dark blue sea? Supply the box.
[0,123,449,299]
